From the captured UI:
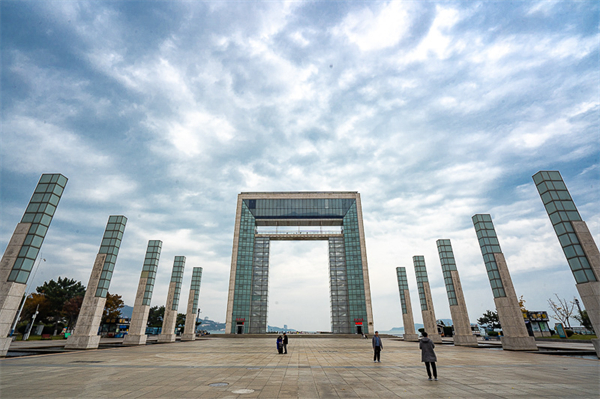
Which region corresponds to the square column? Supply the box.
[472,214,537,351]
[533,171,600,355]
[396,268,419,341]
[413,256,442,343]
[66,216,127,350]
[157,256,185,343]
[123,240,162,346]
[182,267,203,341]
[436,239,478,347]
[0,174,67,357]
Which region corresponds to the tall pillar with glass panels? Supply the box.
[396,267,419,341]
[532,171,600,355]
[66,215,127,350]
[472,214,537,351]
[436,239,478,347]
[158,256,186,343]
[0,174,67,356]
[225,192,374,334]
[123,240,162,346]
[413,256,442,343]
[182,267,203,341]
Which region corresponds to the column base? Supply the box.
[0,337,13,357]
[181,333,196,341]
[65,334,101,350]
[122,334,147,346]
[157,334,176,343]
[592,339,600,358]
[453,334,479,347]
[500,335,538,351]
[403,333,419,342]
[430,333,442,343]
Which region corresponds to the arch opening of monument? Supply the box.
[225,192,374,334]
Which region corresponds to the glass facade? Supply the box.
[533,171,597,284]
[170,256,186,311]
[230,194,370,334]
[396,267,409,314]
[472,214,506,298]
[436,239,458,306]
[95,215,127,298]
[8,174,68,284]
[141,240,162,306]
[190,267,203,314]
[413,256,430,311]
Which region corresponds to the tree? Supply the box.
[573,310,594,333]
[518,295,527,312]
[477,310,501,330]
[102,293,125,323]
[62,296,84,329]
[21,293,51,324]
[36,277,86,325]
[147,306,165,327]
[547,294,575,328]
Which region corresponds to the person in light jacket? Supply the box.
[419,331,438,380]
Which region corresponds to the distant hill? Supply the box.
[120,305,133,319]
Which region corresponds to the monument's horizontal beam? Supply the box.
[255,219,343,227]
[256,233,343,241]
[239,192,358,199]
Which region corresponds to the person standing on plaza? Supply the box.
[419,331,438,380]
[283,332,288,354]
[372,331,383,362]
[276,335,283,354]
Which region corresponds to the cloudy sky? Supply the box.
[1,1,598,332]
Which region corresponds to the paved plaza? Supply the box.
[1,337,598,398]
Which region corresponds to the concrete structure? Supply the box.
[182,267,203,341]
[0,174,67,356]
[123,240,162,346]
[157,256,186,343]
[412,256,442,343]
[395,267,419,341]
[65,216,127,350]
[533,170,600,356]
[225,192,374,334]
[472,214,537,351]
[436,239,478,347]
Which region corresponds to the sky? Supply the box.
[1,1,598,332]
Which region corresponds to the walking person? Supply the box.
[372,331,383,362]
[276,335,283,354]
[419,331,438,380]
[283,332,288,354]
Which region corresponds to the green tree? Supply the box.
[573,310,594,332]
[36,277,86,329]
[477,310,501,331]
[147,306,165,327]
[102,293,125,323]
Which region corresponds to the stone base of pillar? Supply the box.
[500,335,537,351]
[0,337,13,357]
[430,333,442,343]
[403,333,419,342]
[157,334,176,343]
[65,334,101,350]
[453,334,479,347]
[122,334,147,346]
[181,333,196,341]
[592,339,600,358]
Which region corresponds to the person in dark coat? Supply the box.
[419,331,437,380]
[372,331,383,362]
[276,335,283,354]
[283,333,288,354]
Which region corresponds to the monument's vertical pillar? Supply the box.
[396,267,419,341]
[66,215,127,350]
[533,171,600,355]
[472,214,537,351]
[436,239,478,347]
[0,174,68,356]
[157,256,186,343]
[249,239,269,334]
[182,267,203,341]
[123,240,162,346]
[413,256,442,343]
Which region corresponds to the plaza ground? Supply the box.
[0,336,598,398]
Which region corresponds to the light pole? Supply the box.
[23,305,39,341]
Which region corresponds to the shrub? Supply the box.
[487,331,499,337]
[565,329,574,337]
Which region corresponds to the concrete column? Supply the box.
[157,256,186,343]
[472,214,537,351]
[396,267,419,341]
[0,174,68,357]
[182,267,203,341]
[436,239,478,347]
[66,215,127,350]
[533,171,600,355]
[123,240,162,346]
[413,256,442,343]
